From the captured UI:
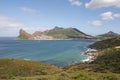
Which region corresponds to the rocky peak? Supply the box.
[17,29,34,40]
[96,31,120,40]
[107,31,115,34]
[19,29,28,35]
[106,31,119,36]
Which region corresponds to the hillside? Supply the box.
[17,27,93,40]
[0,58,62,79]
[96,31,120,40]
[1,57,120,80]
[91,48,120,73]
[44,27,93,39]
[88,37,120,50]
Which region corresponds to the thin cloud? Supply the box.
[90,20,102,26]
[113,13,120,18]
[0,15,51,36]
[86,0,120,9]
[101,12,114,20]
[20,7,35,13]
[68,0,82,6]
[101,11,120,20]
[0,15,24,29]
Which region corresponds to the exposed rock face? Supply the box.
[33,31,54,40]
[17,27,94,40]
[17,29,34,40]
[96,31,120,40]
[34,34,54,40]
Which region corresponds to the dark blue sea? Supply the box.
[0,37,95,67]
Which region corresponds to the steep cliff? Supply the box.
[17,29,34,40]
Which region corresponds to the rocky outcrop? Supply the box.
[34,34,54,40]
[17,29,34,40]
[84,49,98,62]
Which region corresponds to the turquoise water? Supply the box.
[0,37,95,67]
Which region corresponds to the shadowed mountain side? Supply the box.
[88,37,120,50]
[96,31,120,40]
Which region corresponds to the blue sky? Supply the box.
[0,0,120,36]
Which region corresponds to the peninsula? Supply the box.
[17,27,94,40]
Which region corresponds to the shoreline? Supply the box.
[16,38,97,41]
[82,48,98,62]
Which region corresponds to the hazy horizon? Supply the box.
[0,0,120,37]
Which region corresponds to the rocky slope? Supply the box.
[17,29,34,40]
[17,27,94,40]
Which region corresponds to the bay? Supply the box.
[0,37,95,67]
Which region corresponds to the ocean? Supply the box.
[0,37,95,67]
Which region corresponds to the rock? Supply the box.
[17,29,34,40]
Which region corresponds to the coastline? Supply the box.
[82,48,98,62]
[16,38,96,41]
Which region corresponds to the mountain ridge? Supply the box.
[96,31,120,40]
[17,27,94,40]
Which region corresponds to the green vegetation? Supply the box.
[9,71,120,80]
[0,58,61,79]
[18,28,120,40]
[17,27,93,40]
[91,48,120,73]
[88,37,120,73]
[44,27,92,39]
[88,37,120,50]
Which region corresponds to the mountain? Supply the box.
[44,27,93,39]
[17,27,94,40]
[96,31,120,40]
[17,29,34,40]
[88,37,120,50]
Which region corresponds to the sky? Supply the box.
[0,0,120,37]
